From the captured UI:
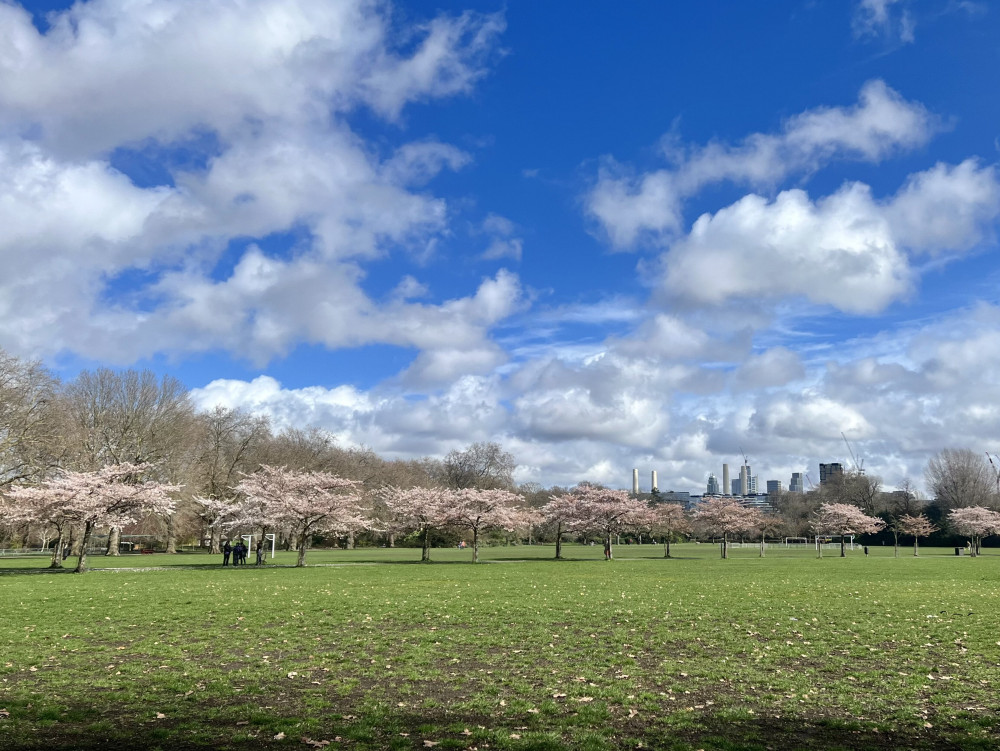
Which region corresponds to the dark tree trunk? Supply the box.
[421,526,431,562]
[165,513,178,554]
[75,522,95,573]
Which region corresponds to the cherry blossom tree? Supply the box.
[570,486,649,561]
[540,493,587,559]
[8,463,179,572]
[446,488,527,563]
[644,503,689,558]
[693,498,756,559]
[744,508,784,558]
[3,483,77,568]
[235,465,363,567]
[811,503,885,558]
[896,514,937,557]
[380,486,453,562]
[948,506,1000,557]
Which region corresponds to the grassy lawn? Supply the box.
[1,543,998,750]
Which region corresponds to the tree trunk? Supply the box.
[721,534,728,559]
[840,535,847,558]
[421,526,431,562]
[346,530,354,550]
[296,532,308,567]
[49,528,66,569]
[209,527,221,555]
[165,513,177,554]
[914,538,919,557]
[105,526,121,556]
[759,532,766,558]
[664,536,671,558]
[472,527,480,563]
[606,534,614,561]
[817,536,823,559]
[74,522,95,573]
[555,522,563,559]
[388,532,395,548]
[893,531,899,558]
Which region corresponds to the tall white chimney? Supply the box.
[632,468,639,495]
[723,463,730,496]
[651,470,658,492]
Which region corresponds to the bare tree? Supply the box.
[191,406,271,552]
[61,369,197,554]
[0,350,63,488]
[443,441,515,490]
[926,448,997,511]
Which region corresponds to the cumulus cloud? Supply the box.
[0,0,514,370]
[659,159,1000,314]
[587,80,938,248]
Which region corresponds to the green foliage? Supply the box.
[2,545,1000,749]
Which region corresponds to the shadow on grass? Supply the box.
[0,707,991,751]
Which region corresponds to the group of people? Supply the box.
[222,539,264,566]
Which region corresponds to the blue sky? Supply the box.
[2,0,999,492]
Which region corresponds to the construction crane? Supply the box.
[804,473,816,491]
[739,446,750,469]
[987,453,1000,495]
[842,432,865,475]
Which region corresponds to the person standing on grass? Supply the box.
[255,540,263,565]
[222,540,232,566]
[232,541,242,566]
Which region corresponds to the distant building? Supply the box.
[706,473,720,495]
[819,463,844,486]
[766,480,783,495]
[789,472,804,493]
[749,475,759,494]
[732,479,741,495]
[739,465,750,496]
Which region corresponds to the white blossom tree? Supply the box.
[3,483,77,568]
[235,465,363,567]
[693,498,757,559]
[446,488,527,563]
[8,463,179,572]
[380,486,453,562]
[948,506,1000,557]
[570,486,649,561]
[811,503,885,558]
[896,514,937,557]
[644,503,689,559]
[540,493,587,559]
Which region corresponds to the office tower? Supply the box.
[819,463,844,485]
[707,473,720,495]
[789,473,804,493]
[766,480,782,495]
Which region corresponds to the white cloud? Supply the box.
[0,0,514,373]
[853,0,915,42]
[587,81,938,248]
[659,158,1000,314]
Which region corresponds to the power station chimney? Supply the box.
[632,468,639,495]
[723,463,730,496]
[651,470,657,492]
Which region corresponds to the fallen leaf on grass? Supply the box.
[273,732,286,740]
[552,693,566,699]
[155,713,167,719]
[422,741,439,748]
[527,708,539,714]
[628,709,639,718]
[301,738,330,748]
[287,672,298,679]
[460,729,472,736]
[0,709,10,719]
[924,722,933,729]
[236,721,249,726]
[575,697,594,703]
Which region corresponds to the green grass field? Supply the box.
[2,543,998,750]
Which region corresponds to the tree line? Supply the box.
[1,349,999,568]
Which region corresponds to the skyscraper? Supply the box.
[766,480,783,495]
[819,463,844,485]
[789,473,804,493]
[706,473,720,495]
[739,464,750,496]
